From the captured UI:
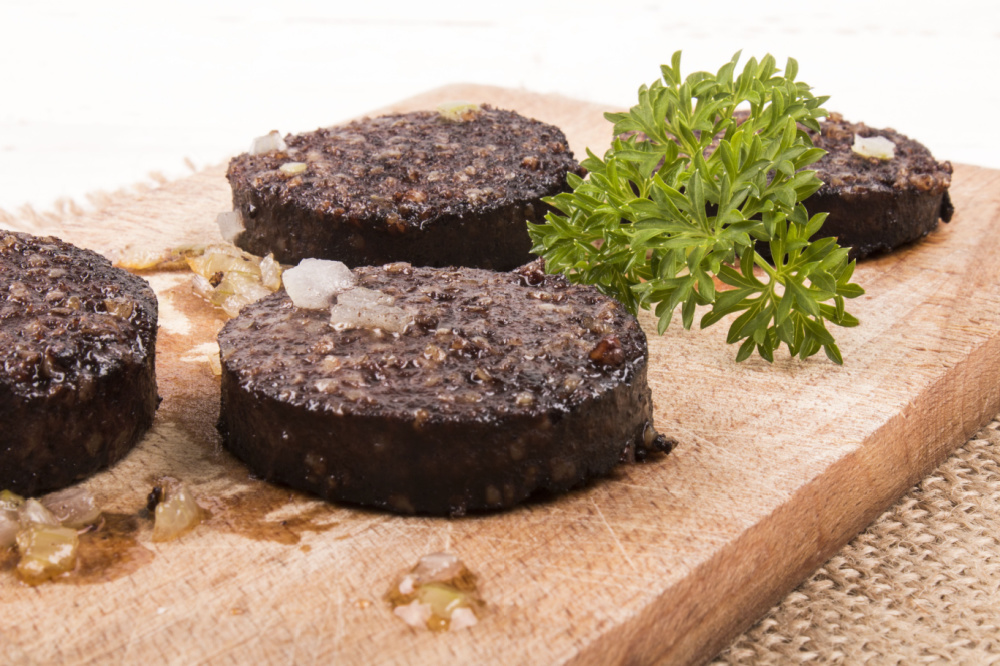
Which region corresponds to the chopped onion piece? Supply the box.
[187,247,262,280]
[115,244,207,271]
[186,244,285,318]
[394,599,433,628]
[221,294,251,318]
[18,499,60,527]
[219,271,272,301]
[449,606,478,631]
[250,130,288,155]
[152,482,203,542]
[16,524,79,585]
[398,574,417,596]
[283,258,356,309]
[0,489,24,512]
[279,162,308,176]
[216,211,245,243]
[330,287,412,333]
[436,101,481,122]
[259,253,283,291]
[852,134,895,160]
[191,274,216,301]
[207,352,222,376]
[337,286,396,308]
[388,551,483,632]
[41,487,101,529]
[413,552,463,584]
[0,510,17,548]
[418,582,468,617]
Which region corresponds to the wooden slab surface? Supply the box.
[3,85,999,665]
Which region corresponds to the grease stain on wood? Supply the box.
[60,513,154,585]
[202,486,342,545]
[0,547,16,574]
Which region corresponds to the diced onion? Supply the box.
[279,162,308,176]
[216,211,245,243]
[393,599,433,628]
[187,246,262,280]
[18,499,60,527]
[417,582,469,619]
[114,244,207,271]
[16,524,79,586]
[449,607,478,631]
[250,130,288,155]
[412,552,463,584]
[436,101,481,123]
[851,134,895,160]
[337,286,396,308]
[207,352,222,376]
[40,487,101,529]
[329,287,412,333]
[187,244,282,317]
[259,253,283,291]
[283,258,356,309]
[388,551,482,632]
[152,482,203,542]
[0,490,24,512]
[398,574,417,596]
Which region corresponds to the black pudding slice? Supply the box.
[226,106,583,270]
[0,230,158,495]
[217,261,670,516]
[804,113,954,260]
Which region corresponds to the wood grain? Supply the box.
[2,85,998,665]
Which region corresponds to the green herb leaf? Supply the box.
[529,51,865,363]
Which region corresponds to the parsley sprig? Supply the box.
[528,52,864,363]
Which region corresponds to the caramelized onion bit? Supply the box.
[152,482,203,542]
[387,552,483,632]
[279,162,308,176]
[114,244,208,271]
[436,101,482,123]
[18,499,60,528]
[259,253,283,291]
[0,490,24,512]
[40,487,101,528]
[16,524,79,585]
[187,244,284,317]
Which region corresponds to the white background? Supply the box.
[2,0,997,213]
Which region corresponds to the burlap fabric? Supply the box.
[714,416,1000,664]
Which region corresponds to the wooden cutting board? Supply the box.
[3,85,999,666]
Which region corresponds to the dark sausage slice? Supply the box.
[226,106,584,270]
[217,261,670,516]
[0,230,158,495]
[804,113,954,260]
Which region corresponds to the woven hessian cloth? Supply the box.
[714,416,1000,664]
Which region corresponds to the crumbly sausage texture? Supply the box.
[0,230,158,495]
[805,113,954,259]
[226,106,583,270]
[217,261,670,516]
